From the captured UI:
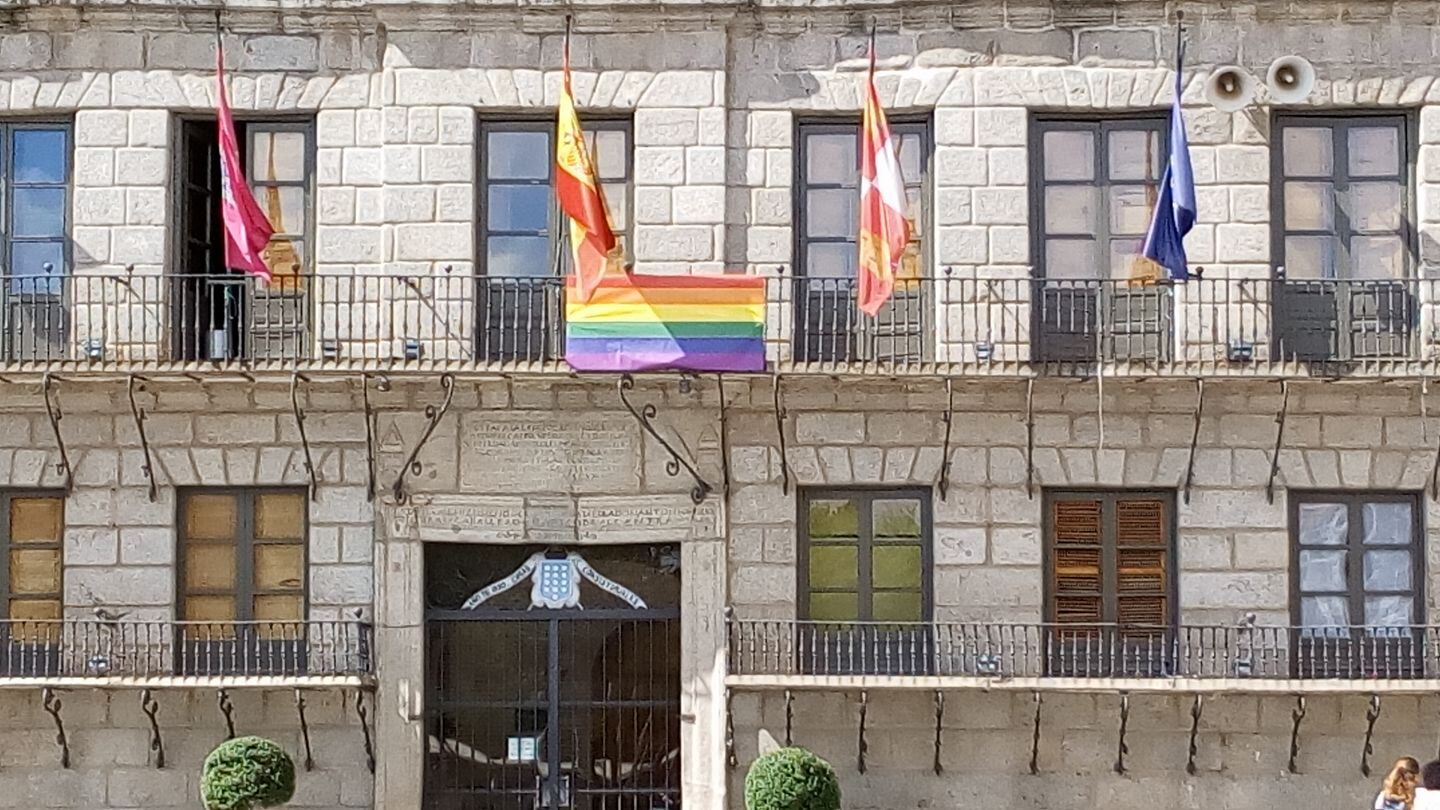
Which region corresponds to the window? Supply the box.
[478,119,630,362]
[0,493,62,628]
[1045,490,1173,676]
[1273,115,1413,361]
[174,119,312,362]
[2,124,69,362]
[1032,118,1170,363]
[794,120,928,364]
[178,489,306,632]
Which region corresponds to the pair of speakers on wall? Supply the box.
[1204,56,1316,111]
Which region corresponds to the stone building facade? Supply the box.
[0,0,1438,808]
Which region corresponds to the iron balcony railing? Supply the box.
[0,619,371,681]
[3,270,1433,376]
[728,619,1440,682]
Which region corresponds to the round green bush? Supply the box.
[201,736,297,810]
[744,746,841,810]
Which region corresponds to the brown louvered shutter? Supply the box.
[1047,493,1171,628]
[1114,498,1168,629]
[1050,499,1103,625]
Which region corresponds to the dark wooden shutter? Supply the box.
[1050,499,1103,625]
[1114,498,1168,629]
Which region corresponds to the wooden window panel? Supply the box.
[179,489,308,630]
[0,493,63,644]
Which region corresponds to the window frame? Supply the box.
[1271,112,1416,281]
[793,116,931,280]
[0,489,65,622]
[797,487,933,623]
[175,487,310,626]
[476,116,634,278]
[1029,115,1168,280]
[1042,488,1178,630]
[1,120,72,295]
[1288,490,1424,632]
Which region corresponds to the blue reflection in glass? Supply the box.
[12,129,67,184]
[9,242,63,295]
[486,236,550,278]
[11,188,64,237]
[488,185,550,233]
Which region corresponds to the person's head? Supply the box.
[1384,757,1421,803]
[1420,759,1440,792]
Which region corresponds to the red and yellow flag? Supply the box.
[555,38,619,302]
[858,36,910,317]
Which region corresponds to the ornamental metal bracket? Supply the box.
[932,690,945,776]
[1361,694,1382,777]
[618,375,711,504]
[856,690,869,775]
[773,374,791,494]
[290,373,319,502]
[1113,694,1130,775]
[354,689,376,774]
[1028,692,1043,775]
[41,374,72,493]
[361,375,378,502]
[1182,379,1205,504]
[126,375,159,502]
[725,689,736,771]
[783,689,793,746]
[937,379,956,500]
[1288,695,1306,774]
[1024,379,1036,498]
[42,688,69,768]
[1186,695,1203,775]
[295,689,315,771]
[1265,380,1290,504]
[140,688,164,768]
[716,375,732,498]
[217,689,236,740]
[392,374,456,506]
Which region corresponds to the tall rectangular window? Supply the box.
[794,120,928,364]
[1273,115,1413,362]
[800,489,930,623]
[179,489,306,632]
[478,119,630,362]
[174,118,312,362]
[1032,117,1169,363]
[0,493,63,627]
[3,124,70,362]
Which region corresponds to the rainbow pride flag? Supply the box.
[565,273,766,372]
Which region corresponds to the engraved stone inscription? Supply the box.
[415,496,526,543]
[577,496,722,543]
[460,412,641,493]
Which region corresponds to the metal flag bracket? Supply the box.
[1113,693,1130,775]
[1024,379,1036,498]
[618,375,712,504]
[1288,695,1306,774]
[773,374,791,493]
[42,688,69,768]
[716,375,732,498]
[354,688,376,774]
[41,373,72,492]
[361,374,378,501]
[393,374,456,505]
[1186,694,1204,775]
[295,689,315,771]
[1266,380,1290,504]
[141,688,164,768]
[856,690,869,774]
[217,688,236,740]
[784,689,793,746]
[1028,692,1043,775]
[937,378,956,500]
[1183,379,1205,503]
[290,373,319,501]
[932,690,945,776]
[127,375,159,502]
[1361,694,1382,777]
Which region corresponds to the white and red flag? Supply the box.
[216,45,274,282]
[857,33,910,317]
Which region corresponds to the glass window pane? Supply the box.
[1348,127,1401,177]
[256,493,305,540]
[12,129,67,184]
[486,235,551,278]
[601,182,627,231]
[10,188,65,238]
[591,129,627,180]
[804,242,856,279]
[254,544,305,590]
[184,494,238,542]
[1044,238,1100,279]
[898,132,923,182]
[250,130,306,183]
[254,594,304,631]
[9,497,61,544]
[487,185,550,233]
[185,545,236,591]
[805,133,856,186]
[263,237,305,279]
[9,548,59,595]
[1043,130,1094,181]
[805,189,857,239]
[808,499,858,538]
[1298,549,1346,592]
[873,500,921,538]
[1298,503,1347,545]
[254,185,305,236]
[1044,187,1098,235]
[1283,236,1336,280]
[808,592,858,622]
[1108,129,1162,182]
[1363,549,1411,592]
[184,594,237,624]
[1363,502,1412,545]
[872,591,922,622]
[1351,235,1405,280]
[1284,182,1335,231]
[1300,594,1349,628]
[1283,127,1333,177]
[872,545,921,589]
[1349,182,1403,232]
[1365,595,1412,628]
[1109,238,1148,279]
[487,131,549,180]
[8,599,59,622]
[808,545,858,590]
[1109,186,1157,235]
[9,242,65,287]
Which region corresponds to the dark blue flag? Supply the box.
[1142,38,1197,280]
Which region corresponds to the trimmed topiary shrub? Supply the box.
[744,746,841,810]
[201,736,297,810]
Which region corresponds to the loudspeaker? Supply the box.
[1204,66,1257,112]
[1266,56,1316,104]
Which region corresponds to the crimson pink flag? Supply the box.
[216,46,274,282]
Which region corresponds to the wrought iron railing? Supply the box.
[3,270,1433,376]
[728,619,1440,681]
[0,619,371,680]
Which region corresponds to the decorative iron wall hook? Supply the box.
[290,373,319,501]
[617,375,712,504]
[41,688,69,768]
[773,374,790,493]
[725,689,736,770]
[1361,694,1382,777]
[1288,695,1306,774]
[295,689,315,771]
[1186,695,1204,775]
[937,379,956,500]
[393,374,456,505]
[1183,379,1205,503]
[1029,692,1043,775]
[354,689,376,774]
[1113,694,1130,775]
[784,689,793,747]
[41,374,72,492]
[126,375,159,502]
[1266,380,1290,504]
[140,689,164,768]
[361,374,378,501]
[217,689,236,739]
[716,375,732,498]
[1024,379,1036,498]
[932,690,945,776]
[857,690,869,774]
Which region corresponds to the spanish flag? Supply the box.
[858,31,910,317]
[555,34,620,303]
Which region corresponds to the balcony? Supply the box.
[727,619,1440,694]
[0,619,372,689]
[4,270,1433,378]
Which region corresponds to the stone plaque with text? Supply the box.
[577,495,721,543]
[415,496,526,543]
[460,412,641,493]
